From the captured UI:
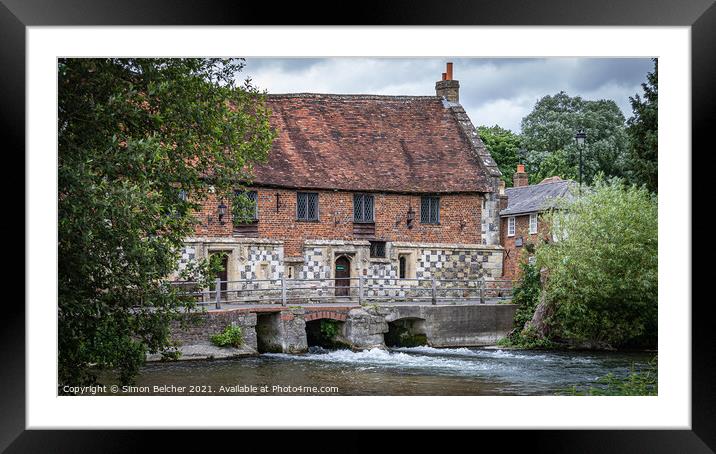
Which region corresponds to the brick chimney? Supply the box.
[498,180,509,211]
[513,164,529,187]
[435,62,459,103]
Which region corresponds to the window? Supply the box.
[296,192,319,221]
[233,190,258,223]
[420,196,440,224]
[507,216,516,237]
[353,193,375,223]
[399,256,406,278]
[529,213,538,234]
[369,241,386,258]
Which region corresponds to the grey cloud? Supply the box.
[241,57,654,132]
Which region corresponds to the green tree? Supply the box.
[58,58,275,387]
[626,59,658,193]
[477,125,523,186]
[535,178,657,348]
[521,92,630,185]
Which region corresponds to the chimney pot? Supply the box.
[435,63,460,103]
[513,164,529,187]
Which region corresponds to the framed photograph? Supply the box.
[7,0,712,449]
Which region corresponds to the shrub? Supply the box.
[320,319,340,339]
[537,178,657,348]
[210,325,244,348]
[511,260,542,330]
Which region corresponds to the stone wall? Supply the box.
[175,238,504,302]
[171,309,258,352]
[167,303,517,356]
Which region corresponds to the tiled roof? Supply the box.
[501,178,575,216]
[249,94,499,193]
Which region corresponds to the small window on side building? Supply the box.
[508,216,516,237]
[529,213,538,234]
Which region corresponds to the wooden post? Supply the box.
[215,278,222,309]
[431,277,437,305]
[281,276,287,307]
[358,276,364,305]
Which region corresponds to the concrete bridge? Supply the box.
[165,302,518,359]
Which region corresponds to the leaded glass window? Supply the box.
[420,196,440,224]
[233,190,258,223]
[353,193,374,223]
[370,241,386,258]
[297,192,319,221]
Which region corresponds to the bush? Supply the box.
[537,178,657,348]
[320,319,340,339]
[511,260,542,330]
[210,325,244,348]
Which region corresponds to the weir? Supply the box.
[166,302,517,358]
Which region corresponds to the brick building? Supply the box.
[499,164,575,280]
[176,63,507,297]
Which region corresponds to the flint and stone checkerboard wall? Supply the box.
[176,240,502,300]
[240,245,283,280]
[416,248,501,280]
[177,246,196,272]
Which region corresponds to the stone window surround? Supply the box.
[395,248,418,283]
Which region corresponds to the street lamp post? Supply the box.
[574,129,587,194]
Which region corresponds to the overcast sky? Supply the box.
[240,58,654,132]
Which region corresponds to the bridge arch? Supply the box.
[303,309,350,349]
[384,316,428,348]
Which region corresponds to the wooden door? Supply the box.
[335,256,351,297]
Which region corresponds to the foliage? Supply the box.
[58,58,275,387]
[232,190,258,224]
[511,260,542,330]
[626,59,658,193]
[536,177,658,348]
[210,325,244,348]
[521,91,630,185]
[320,319,340,339]
[477,125,524,186]
[498,325,556,349]
[561,356,658,396]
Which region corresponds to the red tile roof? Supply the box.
[250,94,499,194]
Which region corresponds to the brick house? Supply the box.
[176,63,507,298]
[499,164,575,280]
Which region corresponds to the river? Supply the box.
[127,346,655,396]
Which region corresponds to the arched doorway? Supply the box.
[334,255,351,297]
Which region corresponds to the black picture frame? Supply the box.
[4,0,711,450]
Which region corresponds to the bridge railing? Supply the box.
[168,276,514,309]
